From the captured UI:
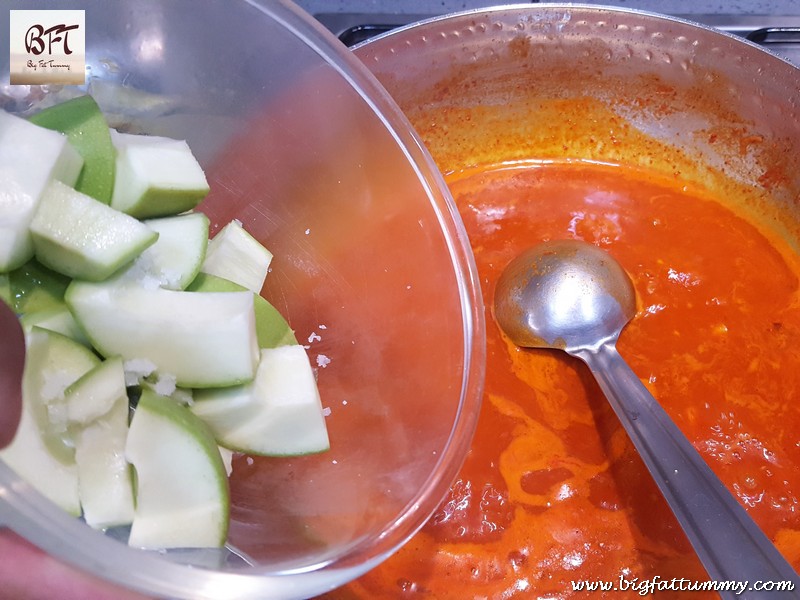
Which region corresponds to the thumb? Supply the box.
[0,302,24,449]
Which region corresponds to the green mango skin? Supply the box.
[10,259,71,315]
[129,387,230,547]
[29,95,115,204]
[186,273,297,348]
[25,327,101,466]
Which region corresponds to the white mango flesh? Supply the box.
[66,357,135,529]
[0,328,100,515]
[0,112,83,271]
[120,212,210,290]
[201,220,273,293]
[192,345,330,456]
[66,281,259,388]
[126,389,229,549]
[110,132,209,219]
[30,181,158,282]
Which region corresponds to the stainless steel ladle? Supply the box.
[493,239,799,596]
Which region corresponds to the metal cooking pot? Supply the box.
[339,4,800,596]
[354,4,800,244]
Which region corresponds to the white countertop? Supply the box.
[294,0,800,16]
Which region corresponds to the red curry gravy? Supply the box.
[327,160,800,598]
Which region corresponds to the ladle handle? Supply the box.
[576,342,800,598]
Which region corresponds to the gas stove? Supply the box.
[314,12,800,67]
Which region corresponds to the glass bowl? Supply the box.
[0,1,485,598]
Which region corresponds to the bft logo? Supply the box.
[25,23,80,56]
[9,10,86,85]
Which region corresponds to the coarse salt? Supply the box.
[123,358,157,386]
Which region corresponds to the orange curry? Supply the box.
[325,160,800,598]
